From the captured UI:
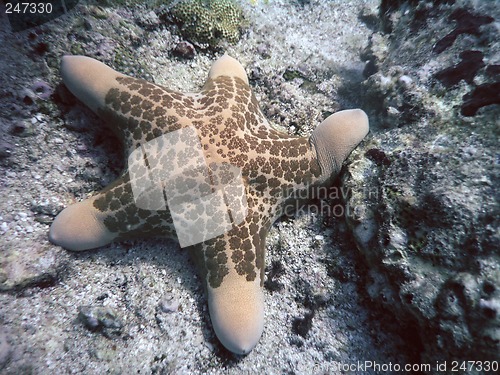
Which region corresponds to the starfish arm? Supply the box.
[61,55,127,114]
[309,109,369,183]
[206,260,264,355]
[207,54,249,86]
[191,209,269,354]
[61,56,194,153]
[49,172,176,251]
[49,194,119,251]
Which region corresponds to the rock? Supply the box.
[434,50,485,87]
[359,2,380,30]
[63,107,92,132]
[78,306,123,337]
[292,311,314,339]
[158,295,179,313]
[365,148,391,166]
[432,8,494,54]
[34,214,53,224]
[91,341,118,361]
[0,244,66,291]
[88,5,110,20]
[347,0,500,365]
[31,200,65,217]
[264,260,285,293]
[361,32,389,77]
[172,41,196,60]
[0,140,13,159]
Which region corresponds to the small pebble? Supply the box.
[75,143,88,151]
[172,41,196,60]
[54,164,66,172]
[257,43,271,58]
[398,75,413,87]
[462,145,477,161]
[0,140,13,159]
[78,306,123,336]
[159,295,179,313]
[35,214,53,224]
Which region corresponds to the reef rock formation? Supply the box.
[348,0,499,366]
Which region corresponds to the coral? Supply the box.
[169,0,244,47]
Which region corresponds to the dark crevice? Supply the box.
[461,82,500,116]
[434,50,484,87]
[433,8,494,54]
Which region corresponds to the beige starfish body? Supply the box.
[49,55,369,354]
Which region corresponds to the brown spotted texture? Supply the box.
[88,68,327,289]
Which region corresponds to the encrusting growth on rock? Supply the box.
[49,54,369,354]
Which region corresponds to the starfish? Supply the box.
[49,55,369,354]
